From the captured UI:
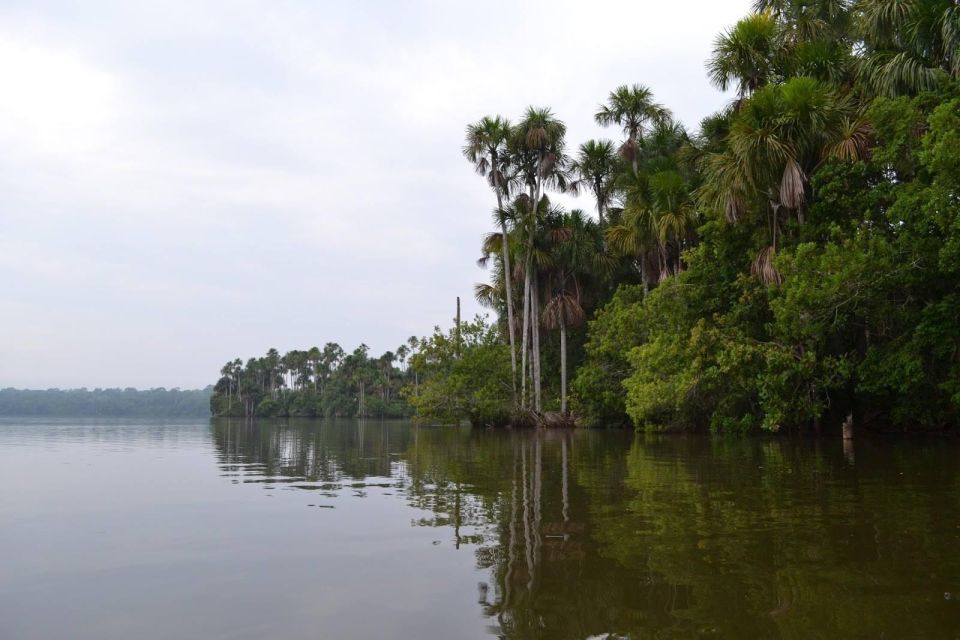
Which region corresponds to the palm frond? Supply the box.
[752,245,782,285]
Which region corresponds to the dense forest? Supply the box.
[211,344,416,418]
[408,0,960,433]
[0,387,212,417]
[212,0,959,433]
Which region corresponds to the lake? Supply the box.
[1,418,958,639]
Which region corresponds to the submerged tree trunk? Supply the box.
[842,412,854,440]
[521,442,533,590]
[561,435,569,524]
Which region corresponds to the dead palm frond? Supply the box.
[752,245,783,285]
[474,282,501,308]
[779,156,807,211]
[824,116,873,161]
[542,293,586,330]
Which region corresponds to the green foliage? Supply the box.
[405,316,513,426]
[571,285,647,426]
[608,88,960,433]
[211,342,413,419]
[459,3,960,433]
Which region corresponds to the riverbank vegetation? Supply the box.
[411,0,960,432]
[212,0,959,433]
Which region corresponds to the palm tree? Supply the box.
[595,84,669,176]
[306,346,321,391]
[699,76,868,283]
[604,118,694,288]
[265,348,280,397]
[542,210,613,414]
[651,170,698,278]
[463,116,519,405]
[220,362,234,409]
[606,177,660,290]
[511,107,570,413]
[707,12,782,99]
[570,139,619,224]
[856,0,958,96]
[606,167,697,286]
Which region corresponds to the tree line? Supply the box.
[408,0,960,432]
[0,387,212,417]
[211,342,419,418]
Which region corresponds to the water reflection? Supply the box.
[212,419,960,639]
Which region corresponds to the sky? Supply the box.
[0,0,751,389]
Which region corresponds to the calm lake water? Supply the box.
[1,418,958,639]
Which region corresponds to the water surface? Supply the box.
[1,418,958,639]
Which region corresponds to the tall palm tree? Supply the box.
[707,12,783,98]
[220,362,234,409]
[650,170,698,277]
[607,168,697,285]
[463,116,519,404]
[595,84,669,176]
[570,139,619,224]
[542,210,613,414]
[511,107,569,413]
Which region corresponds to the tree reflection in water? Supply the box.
[212,419,960,639]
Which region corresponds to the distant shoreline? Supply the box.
[0,387,212,418]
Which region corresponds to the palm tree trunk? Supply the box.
[531,270,542,413]
[560,314,567,415]
[595,179,606,226]
[520,261,532,410]
[500,224,518,405]
[491,155,518,407]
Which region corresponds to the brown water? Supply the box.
[1,418,958,639]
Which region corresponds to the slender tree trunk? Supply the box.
[455,296,461,358]
[560,315,567,415]
[521,258,532,410]
[594,180,605,226]
[524,163,543,414]
[491,154,518,407]
[531,270,542,413]
[531,163,545,414]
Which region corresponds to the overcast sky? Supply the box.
[0,0,750,389]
